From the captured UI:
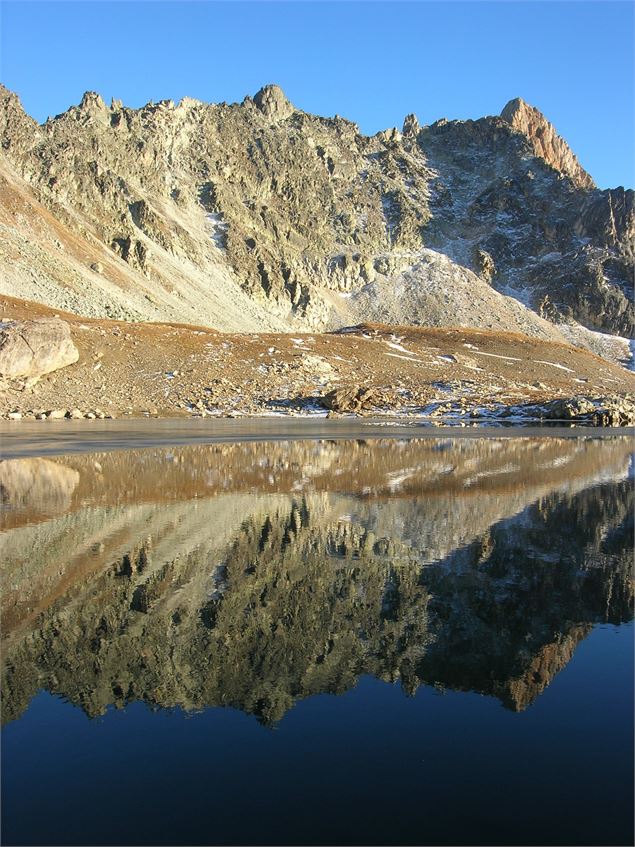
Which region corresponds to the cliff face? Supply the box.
[2,437,633,725]
[500,98,595,190]
[0,84,632,340]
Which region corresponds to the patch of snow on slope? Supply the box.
[205,213,228,250]
[559,323,634,371]
[533,360,574,373]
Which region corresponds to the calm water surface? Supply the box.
[1,431,633,845]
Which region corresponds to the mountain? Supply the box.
[0,84,632,354]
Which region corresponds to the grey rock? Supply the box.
[540,394,635,426]
[0,82,632,340]
[501,97,594,190]
[0,318,79,379]
[252,84,294,122]
[321,385,379,413]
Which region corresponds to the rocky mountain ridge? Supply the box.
[0,83,632,347]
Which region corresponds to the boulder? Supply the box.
[322,385,379,413]
[540,394,635,426]
[0,317,79,379]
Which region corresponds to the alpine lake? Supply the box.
[1,419,633,846]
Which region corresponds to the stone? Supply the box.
[252,85,294,122]
[539,394,635,426]
[90,262,103,273]
[402,113,421,137]
[473,247,496,283]
[0,317,79,379]
[321,385,378,413]
[46,409,67,419]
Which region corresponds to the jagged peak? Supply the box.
[501,97,595,190]
[402,113,421,137]
[79,90,107,111]
[0,82,23,108]
[252,84,294,122]
[0,84,39,150]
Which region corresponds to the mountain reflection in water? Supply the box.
[1,436,633,727]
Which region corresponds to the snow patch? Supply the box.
[533,360,574,373]
[205,213,228,250]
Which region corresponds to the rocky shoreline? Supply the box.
[2,303,635,427]
[2,393,634,427]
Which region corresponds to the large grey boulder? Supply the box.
[322,385,380,413]
[0,317,79,379]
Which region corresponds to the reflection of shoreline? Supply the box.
[2,438,632,640]
[1,435,631,530]
[1,439,633,726]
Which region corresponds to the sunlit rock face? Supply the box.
[500,98,595,190]
[0,83,632,339]
[1,437,633,725]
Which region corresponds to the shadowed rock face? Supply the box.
[1,437,632,725]
[0,83,631,338]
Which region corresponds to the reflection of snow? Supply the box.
[386,467,418,492]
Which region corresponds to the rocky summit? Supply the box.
[0,83,633,419]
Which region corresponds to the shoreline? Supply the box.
[2,297,635,428]
[1,417,633,460]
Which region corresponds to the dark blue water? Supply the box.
[2,624,633,846]
[1,436,633,845]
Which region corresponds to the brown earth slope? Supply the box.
[1,296,633,420]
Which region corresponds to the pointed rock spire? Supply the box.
[253,84,294,122]
[501,98,595,190]
[0,83,40,153]
[402,113,421,137]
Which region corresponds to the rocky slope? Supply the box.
[1,437,632,724]
[0,83,632,347]
[1,296,634,421]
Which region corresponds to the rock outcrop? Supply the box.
[500,97,595,190]
[536,393,635,426]
[0,317,78,378]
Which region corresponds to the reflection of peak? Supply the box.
[1,450,632,726]
[500,625,592,712]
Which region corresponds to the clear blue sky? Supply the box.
[1,1,633,188]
